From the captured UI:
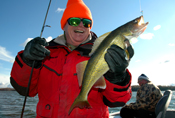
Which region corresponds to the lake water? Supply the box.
[0,91,174,118]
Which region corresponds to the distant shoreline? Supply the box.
[0,88,15,91]
[1,85,175,91]
[132,85,175,91]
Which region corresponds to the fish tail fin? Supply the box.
[68,97,92,115]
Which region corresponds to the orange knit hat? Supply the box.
[61,0,93,30]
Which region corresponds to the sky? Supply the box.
[0,0,175,87]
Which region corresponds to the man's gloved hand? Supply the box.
[22,37,50,68]
[104,44,129,84]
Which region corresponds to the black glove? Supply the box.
[22,37,50,68]
[104,44,129,84]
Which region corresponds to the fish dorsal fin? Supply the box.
[89,31,111,56]
[93,76,106,89]
[76,60,88,87]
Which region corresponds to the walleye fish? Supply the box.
[68,15,149,114]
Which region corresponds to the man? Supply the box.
[120,74,163,118]
[10,0,133,117]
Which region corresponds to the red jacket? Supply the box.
[10,32,132,118]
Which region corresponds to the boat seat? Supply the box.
[155,90,172,118]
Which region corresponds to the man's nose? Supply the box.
[78,21,84,27]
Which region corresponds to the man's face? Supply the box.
[63,19,91,47]
[138,80,143,86]
[138,79,148,86]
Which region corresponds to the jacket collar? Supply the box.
[53,33,92,47]
[48,31,97,56]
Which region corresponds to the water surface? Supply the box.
[0,91,174,118]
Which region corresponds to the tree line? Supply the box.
[132,85,175,91]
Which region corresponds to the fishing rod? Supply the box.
[20,0,52,117]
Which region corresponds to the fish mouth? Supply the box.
[132,16,149,37]
[124,16,149,40]
[134,22,148,36]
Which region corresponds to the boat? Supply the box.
[109,90,175,118]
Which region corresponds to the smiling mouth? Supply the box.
[74,30,84,33]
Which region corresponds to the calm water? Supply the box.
[0,91,174,118]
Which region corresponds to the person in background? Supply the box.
[10,0,134,117]
[120,74,163,118]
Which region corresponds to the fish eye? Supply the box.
[134,20,138,23]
